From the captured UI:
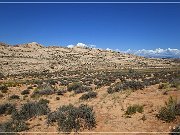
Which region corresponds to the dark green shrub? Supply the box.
[79,91,97,100]
[171,124,180,135]
[21,89,30,95]
[12,100,50,120]
[0,120,28,133]
[125,104,144,115]
[47,104,96,132]
[0,85,8,93]
[67,82,82,92]
[9,95,20,100]
[0,103,16,115]
[156,97,180,122]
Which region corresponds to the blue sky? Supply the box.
[0,3,180,50]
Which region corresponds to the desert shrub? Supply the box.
[56,97,60,100]
[0,93,3,98]
[0,73,5,80]
[170,79,180,89]
[158,83,169,89]
[38,85,55,95]
[47,104,96,132]
[0,85,8,93]
[67,82,82,92]
[67,82,92,94]
[74,86,92,94]
[21,89,30,95]
[9,95,20,100]
[27,86,33,89]
[0,120,28,133]
[79,91,97,100]
[123,81,144,90]
[125,104,144,115]
[0,103,16,115]
[12,100,50,120]
[156,97,180,122]
[38,89,54,95]
[3,82,18,87]
[48,79,58,85]
[107,81,144,94]
[39,98,50,104]
[31,84,55,98]
[107,82,123,94]
[56,90,66,95]
[171,124,180,135]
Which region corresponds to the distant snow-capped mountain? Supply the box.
[124,48,180,58]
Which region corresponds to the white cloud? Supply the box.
[67,45,74,48]
[67,43,96,49]
[76,43,88,48]
[124,48,180,58]
[106,48,112,51]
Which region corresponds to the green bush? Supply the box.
[125,104,144,115]
[12,100,50,120]
[0,103,16,115]
[47,104,96,132]
[156,97,180,122]
[79,91,97,100]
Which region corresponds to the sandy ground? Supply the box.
[0,84,180,135]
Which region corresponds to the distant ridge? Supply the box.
[0,42,179,75]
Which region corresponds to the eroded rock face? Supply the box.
[0,42,178,75]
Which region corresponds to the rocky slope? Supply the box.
[0,42,178,75]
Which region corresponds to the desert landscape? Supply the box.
[0,42,179,134]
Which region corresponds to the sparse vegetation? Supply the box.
[47,104,96,132]
[0,120,29,133]
[21,89,30,95]
[12,100,50,120]
[125,104,144,115]
[156,97,180,122]
[0,85,8,93]
[0,103,16,115]
[9,94,20,100]
[79,91,97,100]
[67,82,92,94]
